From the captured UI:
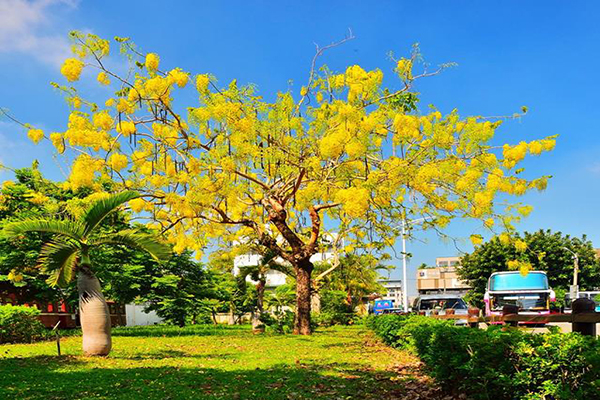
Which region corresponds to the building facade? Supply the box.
[233,233,340,288]
[416,256,470,295]
[377,279,403,308]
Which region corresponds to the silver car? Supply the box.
[412,294,469,325]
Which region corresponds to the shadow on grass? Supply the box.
[111,349,240,361]
[111,324,250,338]
[0,355,418,400]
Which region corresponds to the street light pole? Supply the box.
[399,217,431,313]
[401,220,408,313]
[563,247,579,300]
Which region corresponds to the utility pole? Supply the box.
[563,247,579,301]
[399,217,432,312]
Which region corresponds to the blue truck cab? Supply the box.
[372,300,393,315]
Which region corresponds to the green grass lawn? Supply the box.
[0,324,440,399]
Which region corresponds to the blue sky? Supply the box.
[1,1,599,292]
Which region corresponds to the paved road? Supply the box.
[527,322,599,335]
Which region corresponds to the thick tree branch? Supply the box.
[261,197,305,254]
[281,168,305,206]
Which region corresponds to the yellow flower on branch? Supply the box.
[97,72,110,86]
[60,58,84,82]
[514,239,527,252]
[109,153,128,171]
[27,128,44,144]
[145,53,160,71]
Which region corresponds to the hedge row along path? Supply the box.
[0,325,456,400]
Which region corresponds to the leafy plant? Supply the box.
[0,304,46,343]
[368,314,600,400]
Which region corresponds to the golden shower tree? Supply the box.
[18,32,554,334]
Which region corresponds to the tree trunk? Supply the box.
[228,304,235,325]
[294,260,313,335]
[252,279,266,333]
[311,291,321,314]
[77,266,111,356]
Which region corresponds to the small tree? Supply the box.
[2,191,170,355]
[315,253,389,311]
[140,252,213,326]
[236,249,292,332]
[8,32,555,334]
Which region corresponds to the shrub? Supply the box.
[260,309,294,334]
[0,304,47,344]
[368,314,600,400]
[314,290,356,326]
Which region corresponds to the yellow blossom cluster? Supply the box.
[470,234,483,246]
[503,138,555,168]
[335,187,370,217]
[26,191,49,205]
[343,65,383,102]
[72,97,82,109]
[395,58,413,80]
[507,259,532,276]
[145,53,160,72]
[60,58,84,82]
[144,76,172,105]
[109,153,128,171]
[69,154,104,191]
[116,121,136,137]
[393,114,421,143]
[63,113,111,151]
[7,270,23,283]
[27,128,44,144]
[92,111,114,131]
[129,198,151,213]
[116,98,135,114]
[514,239,527,252]
[196,74,210,94]
[97,72,110,86]
[50,133,65,153]
[168,68,189,88]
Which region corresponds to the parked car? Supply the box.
[412,294,469,325]
[381,308,404,315]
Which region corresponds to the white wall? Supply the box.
[125,303,163,326]
[233,250,336,288]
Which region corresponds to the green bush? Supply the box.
[0,304,47,344]
[368,314,600,400]
[260,309,294,334]
[314,290,356,326]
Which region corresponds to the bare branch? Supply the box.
[295,29,356,114]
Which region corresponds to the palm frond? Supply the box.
[266,258,294,276]
[92,229,171,261]
[82,191,140,237]
[3,218,85,241]
[237,265,261,282]
[39,240,81,287]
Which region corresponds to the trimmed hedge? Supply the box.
[366,314,600,400]
[0,304,47,344]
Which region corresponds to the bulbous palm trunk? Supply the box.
[77,265,111,356]
[294,260,313,335]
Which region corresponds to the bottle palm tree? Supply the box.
[3,191,170,356]
[237,249,291,332]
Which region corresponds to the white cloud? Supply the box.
[0,0,78,66]
[589,162,600,176]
